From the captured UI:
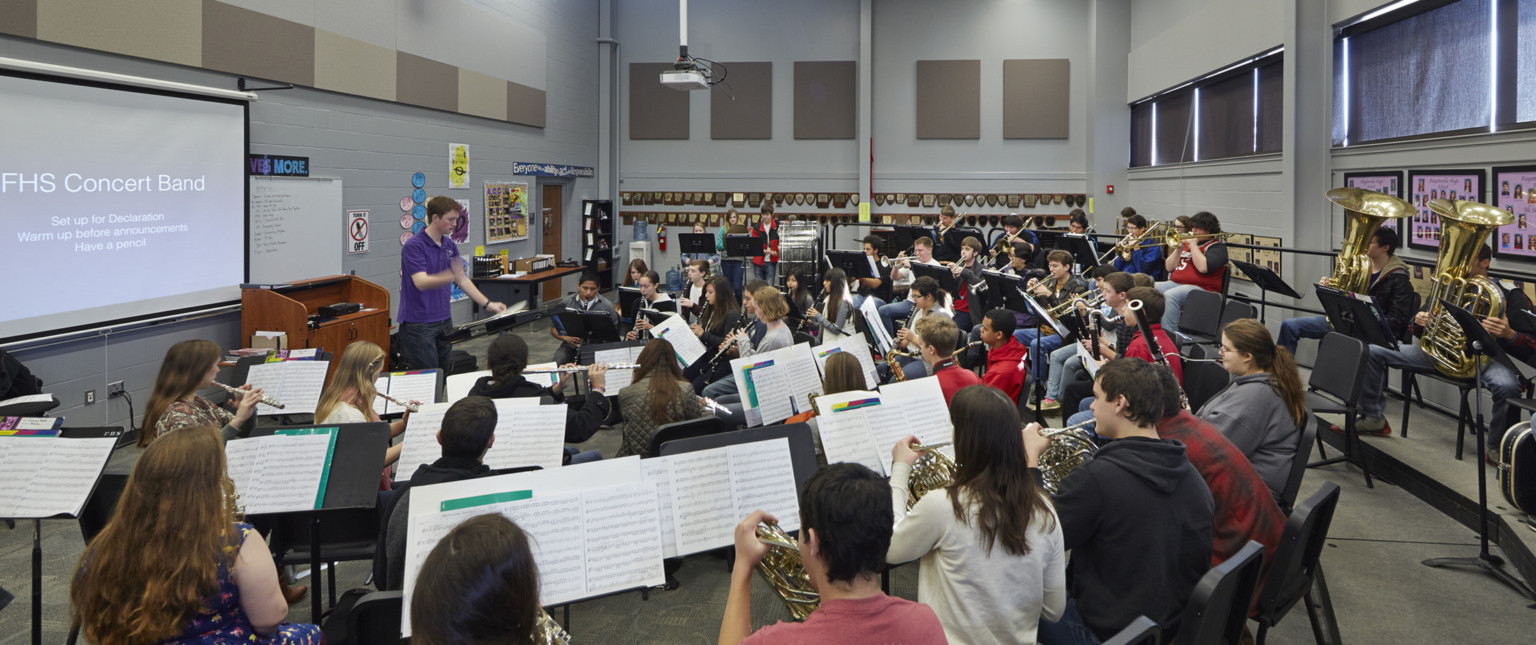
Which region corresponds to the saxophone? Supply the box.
[1326,187,1414,294]
[1422,199,1514,379]
[754,522,819,621]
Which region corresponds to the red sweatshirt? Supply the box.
[981,338,1028,401]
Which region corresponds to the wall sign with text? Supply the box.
[248,154,310,177]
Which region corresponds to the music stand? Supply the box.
[725,234,764,259]
[1314,286,1398,351]
[251,422,391,624]
[1420,300,1535,600]
[1232,260,1303,322]
[617,287,643,320]
[910,262,959,295]
[553,309,621,344]
[825,249,878,279]
[679,233,715,254]
[893,225,928,253]
[1055,234,1099,273]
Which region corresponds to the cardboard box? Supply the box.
[514,256,554,273]
[250,331,288,351]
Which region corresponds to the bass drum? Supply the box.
[1498,421,1536,513]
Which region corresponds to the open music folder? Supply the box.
[812,332,881,390]
[402,457,664,637]
[812,378,955,476]
[372,369,442,417]
[729,342,824,427]
[224,428,337,515]
[649,313,709,366]
[243,360,330,415]
[0,432,116,519]
[640,436,801,558]
[394,399,565,480]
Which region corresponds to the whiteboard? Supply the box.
[249,176,344,283]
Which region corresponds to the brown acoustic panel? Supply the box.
[916,60,980,139]
[1003,59,1070,139]
[397,52,459,114]
[201,0,314,87]
[794,61,855,139]
[507,81,547,128]
[711,62,771,139]
[630,62,689,139]
[0,0,36,38]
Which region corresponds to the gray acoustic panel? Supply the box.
[507,81,547,128]
[630,62,689,140]
[794,61,856,140]
[711,62,771,139]
[916,59,980,139]
[201,0,315,87]
[1003,59,1070,139]
[397,52,459,114]
[0,0,36,38]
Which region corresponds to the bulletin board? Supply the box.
[1227,233,1254,282]
[1492,165,1536,260]
[1343,171,1404,234]
[484,182,529,243]
[1407,169,1485,251]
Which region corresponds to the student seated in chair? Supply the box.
[913,315,982,404]
[718,463,947,644]
[469,333,608,464]
[382,396,503,591]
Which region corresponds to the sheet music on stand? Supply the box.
[1022,294,1071,337]
[224,428,337,515]
[639,437,800,557]
[372,370,441,417]
[858,297,896,355]
[650,314,708,366]
[812,379,955,476]
[243,360,330,415]
[0,434,116,518]
[1314,285,1399,350]
[395,400,567,480]
[402,458,662,636]
[590,342,649,391]
[812,332,881,389]
[730,343,824,426]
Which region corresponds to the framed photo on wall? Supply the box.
[1342,170,1405,235]
[1492,165,1536,261]
[1406,169,1486,252]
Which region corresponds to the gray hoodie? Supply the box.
[1195,372,1299,497]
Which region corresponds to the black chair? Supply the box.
[1304,332,1373,487]
[340,590,402,645]
[273,507,381,613]
[66,473,131,645]
[1219,299,1257,325]
[1280,414,1319,514]
[1181,359,1231,413]
[1176,289,1226,347]
[646,416,728,457]
[1172,540,1266,645]
[1399,369,1477,460]
[792,331,816,346]
[1102,616,1162,645]
[1252,482,1343,645]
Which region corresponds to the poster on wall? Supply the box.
[1342,171,1404,234]
[1227,234,1254,282]
[1407,169,1485,251]
[449,143,471,189]
[1493,165,1536,261]
[485,182,530,243]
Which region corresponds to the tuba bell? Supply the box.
[1421,199,1514,379]
[755,522,820,620]
[1325,187,1415,294]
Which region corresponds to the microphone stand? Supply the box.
[1421,300,1535,600]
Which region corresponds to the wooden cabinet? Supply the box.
[241,276,391,379]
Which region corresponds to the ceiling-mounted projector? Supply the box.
[661,65,710,91]
[659,1,715,91]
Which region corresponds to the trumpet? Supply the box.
[377,391,421,413]
[524,363,639,374]
[213,382,285,410]
[1046,293,1104,319]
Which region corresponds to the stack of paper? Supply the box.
[0,435,116,518]
[395,399,564,480]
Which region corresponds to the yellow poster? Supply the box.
[449,143,470,189]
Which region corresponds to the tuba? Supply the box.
[1326,187,1414,294]
[906,442,957,511]
[1422,199,1514,379]
[755,522,819,620]
[1037,419,1099,494]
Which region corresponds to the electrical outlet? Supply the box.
[85,389,96,405]
[108,381,125,398]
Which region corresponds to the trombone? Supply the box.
[989,218,1035,260]
[1097,220,1164,264]
[1164,229,1231,252]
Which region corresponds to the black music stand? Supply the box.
[1421,301,1535,600]
[553,309,621,344]
[251,422,391,625]
[3,426,120,645]
[893,225,928,254]
[1314,286,1398,351]
[725,234,764,260]
[1232,260,1303,322]
[910,262,959,295]
[679,233,715,254]
[981,270,1025,311]
[825,249,878,279]
[1055,234,1099,273]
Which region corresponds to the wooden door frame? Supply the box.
[538,179,573,302]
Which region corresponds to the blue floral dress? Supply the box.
[167,523,322,644]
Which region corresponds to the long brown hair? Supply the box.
[72,426,240,643]
[485,334,530,386]
[631,339,686,424]
[315,341,385,423]
[1222,319,1306,425]
[141,340,221,446]
[822,268,848,325]
[411,514,540,645]
[701,275,741,330]
[625,259,649,286]
[946,385,1054,556]
[822,352,867,392]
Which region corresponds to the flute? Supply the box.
[523,363,640,374]
[213,382,285,410]
[377,391,420,413]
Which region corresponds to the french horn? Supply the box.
[1037,419,1099,495]
[755,522,819,620]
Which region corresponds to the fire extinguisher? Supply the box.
[657,223,668,252]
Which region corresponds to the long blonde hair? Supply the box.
[315,341,386,423]
[141,340,221,447]
[72,426,241,643]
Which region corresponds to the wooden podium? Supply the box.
[241,276,390,378]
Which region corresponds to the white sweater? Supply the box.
[887,462,1068,645]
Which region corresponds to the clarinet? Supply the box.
[1128,299,1187,410]
[708,315,755,369]
[1088,304,1102,360]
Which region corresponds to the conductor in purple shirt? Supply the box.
[399,196,507,371]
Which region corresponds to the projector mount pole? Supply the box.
[676,0,689,66]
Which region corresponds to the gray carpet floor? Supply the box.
[5,311,1535,643]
